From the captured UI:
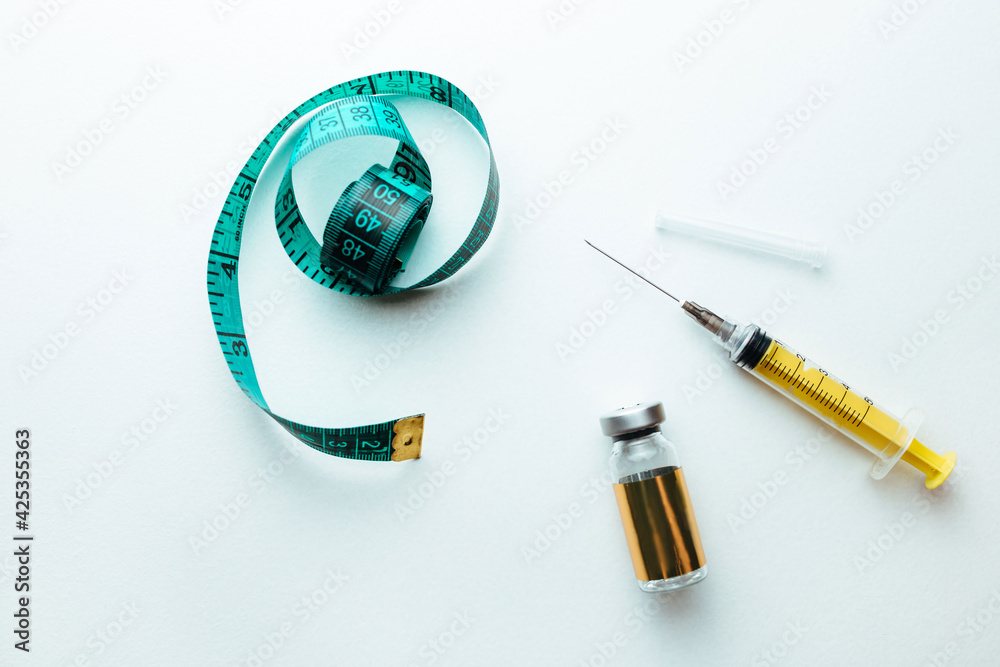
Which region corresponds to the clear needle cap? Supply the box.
[655,211,827,269]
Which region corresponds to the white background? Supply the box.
[2,1,1000,665]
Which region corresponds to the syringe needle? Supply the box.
[584,240,680,303]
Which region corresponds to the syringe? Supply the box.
[586,241,957,489]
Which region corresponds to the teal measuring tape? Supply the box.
[207,71,499,462]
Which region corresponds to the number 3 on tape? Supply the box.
[206,71,499,462]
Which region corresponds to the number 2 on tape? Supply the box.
[207,71,499,462]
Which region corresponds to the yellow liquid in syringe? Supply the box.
[748,340,954,488]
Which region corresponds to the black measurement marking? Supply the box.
[806,375,825,399]
[782,360,802,383]
[830,389,847,414]
[855,404,871,426]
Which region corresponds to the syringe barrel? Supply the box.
[728,326,916,479]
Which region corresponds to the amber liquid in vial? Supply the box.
[613,465,706,581]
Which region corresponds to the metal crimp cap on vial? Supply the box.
[599,402,665,438]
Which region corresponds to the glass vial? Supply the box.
[599,402,708,592]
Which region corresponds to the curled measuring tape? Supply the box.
[207,71,499,462]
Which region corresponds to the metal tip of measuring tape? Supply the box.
[391,415,424,461]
